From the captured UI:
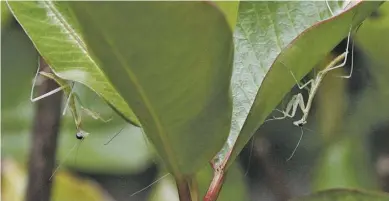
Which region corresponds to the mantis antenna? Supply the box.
[49,130,89,180]
[130,173,170,197]
[104,126,125,145]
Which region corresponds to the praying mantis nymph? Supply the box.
[31,67,112,140]
[31,66,116,180]
[266,25,355,160]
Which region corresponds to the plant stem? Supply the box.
[203,168,225,201]
[25,57,63,201]
[204,149,232,201]
[176,177,192,201]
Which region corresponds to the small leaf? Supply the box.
[290,188,389,201]
[67,2,234,176]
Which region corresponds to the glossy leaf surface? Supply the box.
[67,2,234,176]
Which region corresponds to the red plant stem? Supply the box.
[204,148,232,201]
[203,168,226,201]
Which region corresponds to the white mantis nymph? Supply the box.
[266,25,356,161]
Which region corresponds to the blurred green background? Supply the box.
[2,2,389,201]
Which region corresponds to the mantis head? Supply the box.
[293,119,306,127]
[76,130,89,140]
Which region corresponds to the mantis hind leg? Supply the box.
[80,106,113,123]
[322,26,354,78]
[72,93,113,123]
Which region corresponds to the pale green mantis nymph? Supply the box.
[266,26,356,161]
[30,64,114,179]
[30,66,112,140]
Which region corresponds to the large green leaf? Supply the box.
[6,1,140,126]
[67,2,234,176]
[290,188,389,201]
[214,1,383,169]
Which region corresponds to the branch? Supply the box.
[25,56,63,201]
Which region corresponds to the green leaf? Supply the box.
[356,2,389,67]
[1,1,12,28]
[214,1,383,168]
[213,1,240,30]
[67,2,234,176]
[6,1,140,126]
[290,188,389,201]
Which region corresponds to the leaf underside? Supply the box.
[66,2,234,176]
[214,1,384,169]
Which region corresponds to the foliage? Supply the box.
[3,1,389,201]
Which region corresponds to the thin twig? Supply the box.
[25,56,63,201]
